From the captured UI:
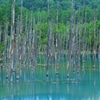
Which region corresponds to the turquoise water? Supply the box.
[0,56,100,100]
[0,70,100,99]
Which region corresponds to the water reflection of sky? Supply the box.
[1,95,100,100]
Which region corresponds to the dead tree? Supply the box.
[0,25,2,63]
[67,0,75,78]
[93,11,97,69]
[46,0,50,78]
[98,30,100,69]
[4,23,8,78]
[9,0,15,81]
[82,12,87,70]
[55,1,59,76]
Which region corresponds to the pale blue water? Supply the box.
[0,70,100,100]
[0,56,100,100]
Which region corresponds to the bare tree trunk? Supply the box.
[9,0,15,81]
[82,12,87,70]
[77,24,81,74]
[4,23,8,78]
[16,0,23,79]
[28,12,33,68]
[46,0,50,78]
[20,0,23,34]
[98,30,100,69]
[0,25,1,44]
[0,25,2,63]
[67,0,75,78]
[93,11,97,70]
[55,1,59,76]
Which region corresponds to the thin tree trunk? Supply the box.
[67,0,75,78]
[98,30,100,69]
[46,0,50,77]
[93,11,96,69]
[4,23,8,78]
[55,1,59,76]
[82,12,87,70]
[0,25,2,63]
[9,0,15,81]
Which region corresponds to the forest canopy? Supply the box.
[0,0,100,51]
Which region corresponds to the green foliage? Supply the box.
[0,0,100,51]
[0,43,4,52]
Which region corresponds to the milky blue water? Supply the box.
[0,56,100,100]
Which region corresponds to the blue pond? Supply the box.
[0,71,100,100]
[0,57,100,100]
